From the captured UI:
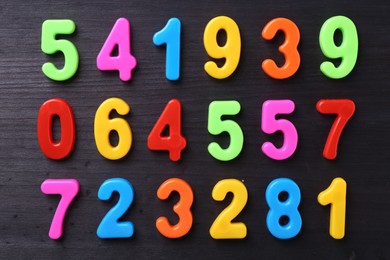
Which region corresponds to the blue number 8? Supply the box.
[266,178,302,239]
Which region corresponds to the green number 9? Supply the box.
[319,16,358,79]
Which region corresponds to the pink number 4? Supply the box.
[41,179,80,239]
[97,18,137,81]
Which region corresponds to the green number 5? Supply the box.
[208,100,244,161]
[41,19,79,81]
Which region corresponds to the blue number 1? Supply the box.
[153,18,181,81]
[97,178,134,239]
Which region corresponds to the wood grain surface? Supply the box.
[0,0,389,259]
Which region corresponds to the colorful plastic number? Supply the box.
[156,178,193,238]
[147,99,187,162]
[319,16,358,79]
[203,16,241,79]
[316,99,355,160]
[261,100,298,160]
[318,177,347,239]
[94,98,132,160]
[208,100,244,161]
[153,18,181,80]
[41,179,80,239]
[97,18,137,81]
[37,98,75,160]
[97,178,134,239]
[41,19,79,81]
[210,179,247,239]
[262,18,300,79]
[266,178,302,239]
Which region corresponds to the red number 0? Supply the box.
[37,98,75,159]
[316,99,355,160]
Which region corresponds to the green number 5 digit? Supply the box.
[208,100,244,161]
[41,19,79,81]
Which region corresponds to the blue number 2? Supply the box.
[153,18,181,80]
[265,178,302,239]
[97,178,134,239]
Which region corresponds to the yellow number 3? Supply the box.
[203,16,241,79]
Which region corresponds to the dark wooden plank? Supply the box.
[0,0,389,258]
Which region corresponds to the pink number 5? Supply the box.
[261,100,298,160]
[41,179,80,239]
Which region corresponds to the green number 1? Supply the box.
[319,16,358,79]
[41,19,79,81]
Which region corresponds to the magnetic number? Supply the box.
[41,179,80,239]
[261,100,298,160]
[97,178,135,239]
[266,178,302,239]
[147,99,187,162]
[262,18,300,79]
[37,98,75,160]
[156,178,193,238]
[97,18,137,81]
[319,16,358,79]
[209,179,248,239]
[94,97,132,160]
[318,177,347,239]
[316,99,355,160]
[203,16,241,79]
[208,100,244,161]
[153,18,181,80]
[41,19,79,81]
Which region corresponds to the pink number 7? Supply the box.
[316,99,355,160]
[41,179,80,239]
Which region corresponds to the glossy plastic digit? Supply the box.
[147,99,187,161]
[208,100,244,161]
[97,178,134,239]
[41,179,80,239]
[316,99,355,160]
[156,178,193,238]
[261,100,298,160]
[318,177,347,239]
[203,16,241,79]
[319,16,358,79]
[94,98,132,160]
[210,179,247,239]
[41,19,79,81]
[97,18,137,81]
[153,18,181,80]
[266,178,302,239]
[37,98,75,160]
[262,18,300,79]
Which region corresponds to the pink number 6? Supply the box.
[261,100,298,160]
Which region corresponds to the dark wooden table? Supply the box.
[1,0,389,258]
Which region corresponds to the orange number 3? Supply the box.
[262,18,300,79]
[156,178,194,238]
